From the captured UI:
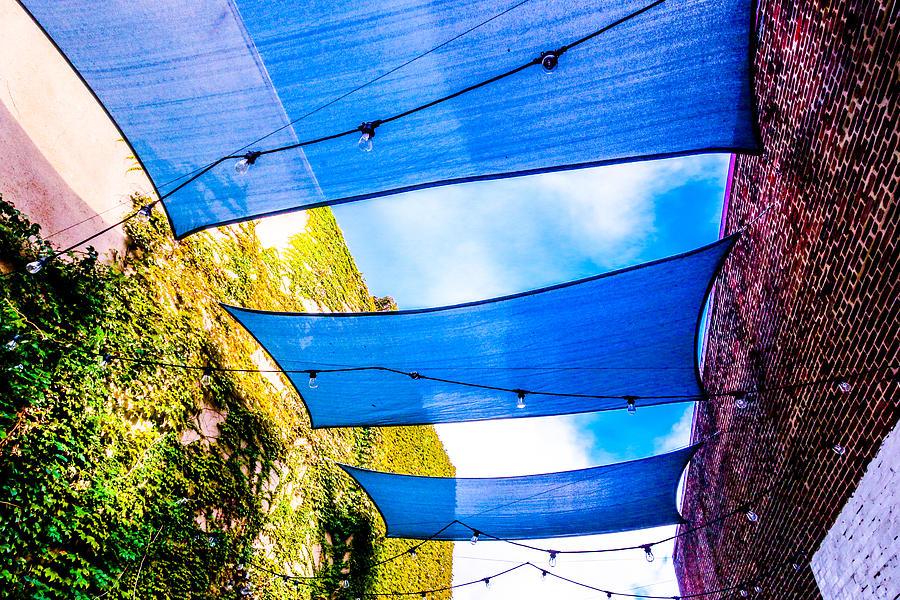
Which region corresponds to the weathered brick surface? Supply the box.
[674,0,899,598]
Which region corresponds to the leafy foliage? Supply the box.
[0,197,453,599]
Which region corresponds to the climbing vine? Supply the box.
[0,197,453,600]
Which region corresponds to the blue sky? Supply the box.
[331,153,730,598]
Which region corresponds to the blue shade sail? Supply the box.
[223,236,737,428]
[341,444,700,539]
[20,0,758,238]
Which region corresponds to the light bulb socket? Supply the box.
[409,371,421,380]
[137,204,154,221]
[243,151,262,165]
[516,390,527,409]
[625,396,637,414]
[358,121,380,138]
[838,381,852,393]
[540,51,559,73]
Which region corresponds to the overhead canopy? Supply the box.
[21,0,758,238]
[224,236,736,428]
[342,444,700,540]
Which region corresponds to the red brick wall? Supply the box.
[674,0,899,597]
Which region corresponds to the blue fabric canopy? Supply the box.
[21,0,758,238]
[341,444,700,539]
[223,236,736,428]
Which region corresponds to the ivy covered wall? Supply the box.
[0,197,453,599]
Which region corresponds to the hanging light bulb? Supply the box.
[734,393,748,409]
[136,204,153,222]
[408,547,417,559]
[831,443,846,455]
[540,50,559,73]
[548,551,558,567]
[308,371,318,389]
[746,510,758,522]
[470,530,480,545]
[626,396,637,415]
[5,335,20,350]
[340,579,350,589]
[421,593,427,599]
[225,581,234,591]
[606,592,612,599]
[235,150,262,175]
[642,545,654,562]
[541,570,547,580]
[101,354,115,366]
[739,589,749,598]
[516,390,526,409]
[26,259,44,274]
[483,578,491,588]
[357,122,378,152]
[200,366,212,387]
[838,381,852,393]
[753,585,763,593]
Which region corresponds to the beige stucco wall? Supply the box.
[0,0,153,260]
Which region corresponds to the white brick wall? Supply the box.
[811,423,900,600]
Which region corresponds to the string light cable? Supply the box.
[246,557,789,599]
[83,351,899,411]
[12,0,667,274]
[242,428,844,591]
[153,0,540,193]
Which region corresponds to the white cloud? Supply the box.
[653,405,695,455]
[435,414,597,477]
[335,154,729,308]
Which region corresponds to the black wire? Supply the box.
[104,352,898,404]
[254,0,666,157]
[21,0,667,272]
[371,521,460,568]
[154,0,538,194]
[252,557,784,598]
